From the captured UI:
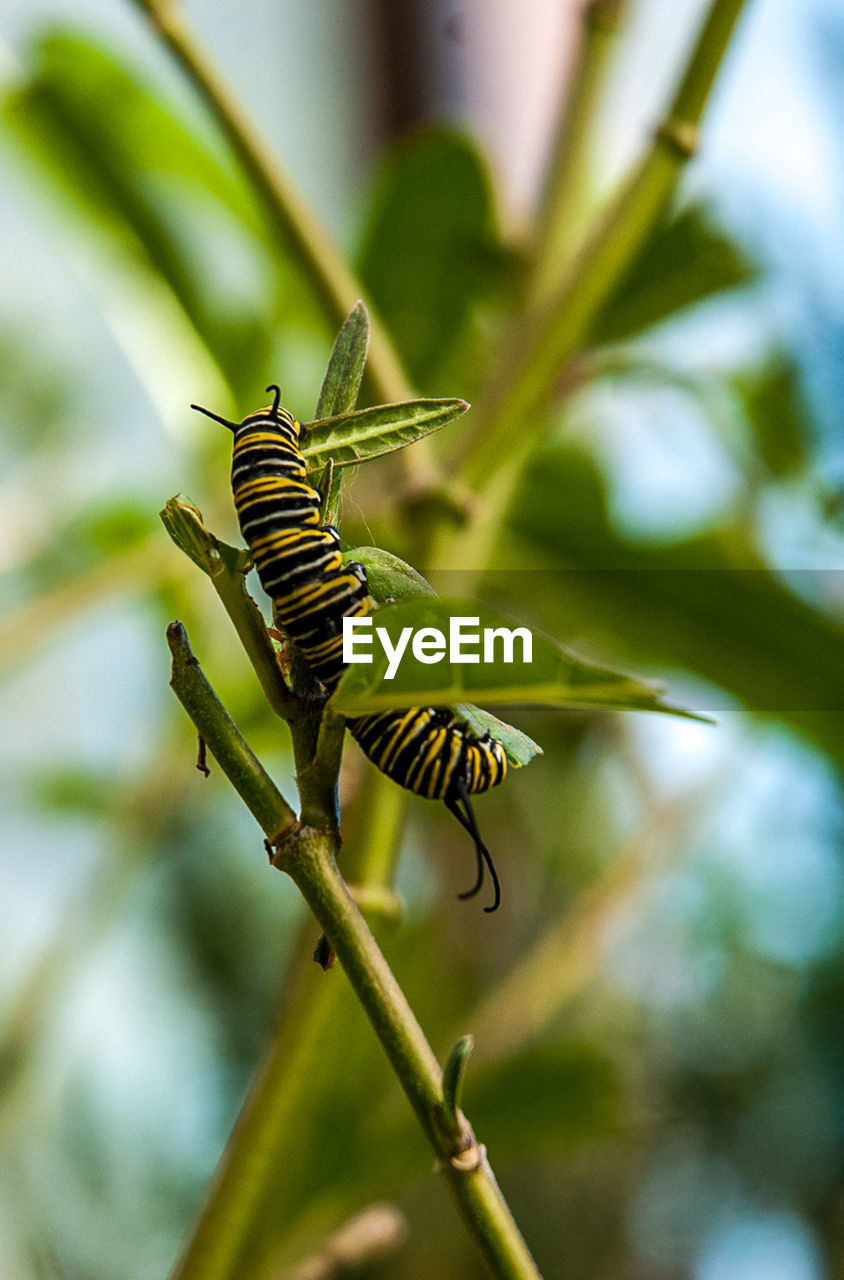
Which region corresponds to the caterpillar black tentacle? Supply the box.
[194,392,509,911]
[446,782,501,913]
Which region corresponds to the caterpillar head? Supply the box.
[191,384,301,442]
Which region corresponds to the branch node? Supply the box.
[269,819,306,868]
[449,1140,486,1174]
[654,117,700,159]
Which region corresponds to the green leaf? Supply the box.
[339,552,540,764]
[301,398,469,474]
[591,206,754,345]
[356,129,507,384]
[314,303,371,525]
[2,30,283,392]
[506,441,844,763]
[315,302,370,419]
[342,547,437,605]
[453,704,542,767]
[733,358,812,479]
[330,597,707,722]
[5,30,261,228]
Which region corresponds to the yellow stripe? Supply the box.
[236,477,314,500]
[233,431,299,450]
[249,527,332,554]
[302,634,344,660]
[421,728,448,798]
[279,574,364,611]
[377,709,428,772]
[405,724,445,791]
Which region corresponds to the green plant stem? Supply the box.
[166,621,296,841]
[278,830,542,1280]
[166,631,541,1280]
[128,0,412,412]
[525,0,628,305]
[341,767,408,889]
[211,557,300,722]
[170,775,405,1280]
[171,917,352,1280]
[458,0,751,494]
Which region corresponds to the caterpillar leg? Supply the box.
[445,782,501,913]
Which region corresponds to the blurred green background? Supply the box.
[1,1,843,1277]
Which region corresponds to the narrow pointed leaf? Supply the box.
[331,598,710,723]
[315,302,370,418]
[302,398,469,474]
[314,304,370,524]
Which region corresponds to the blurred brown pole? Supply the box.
[368,0,436,138]
[367,0,581,213]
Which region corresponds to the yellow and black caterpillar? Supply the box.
[193,387,507,910]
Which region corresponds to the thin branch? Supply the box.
[277,828,543,1280]
[275,1204,408,1280]
[524,0,629,306]
[127,0,413,413]
[297,706,346,829]
[167,783,404,1280]
[166,636,542,1280]
[458,0,752,493]
[166,621,297,841]
[160,497,299,721]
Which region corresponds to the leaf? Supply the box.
[356,128,508,384]
[733,357,812,479]
[5,30,261,229]
[342,547,437,605]
[2,30,284,392]
[453,704,542,767]
[315,302,370,419]
[340,552,540,764]
[314,303,370,525]
[301,398,469,474]
[591,206,754,345]
[330,597,708,722]
[506,441,844,762]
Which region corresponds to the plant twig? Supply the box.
[276,1204,408,1280]
[127,0,412,414]
[166,634,542,1280]
[277,829,542,1280]
[168,778,405,1280]
[458,0,752,493]
[525,0,629,305]
[166,621,296,841]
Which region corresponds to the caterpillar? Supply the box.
[192,386,508,911]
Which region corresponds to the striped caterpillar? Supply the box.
[192,387,507,910]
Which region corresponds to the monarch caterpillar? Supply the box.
[192,386,508,911]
